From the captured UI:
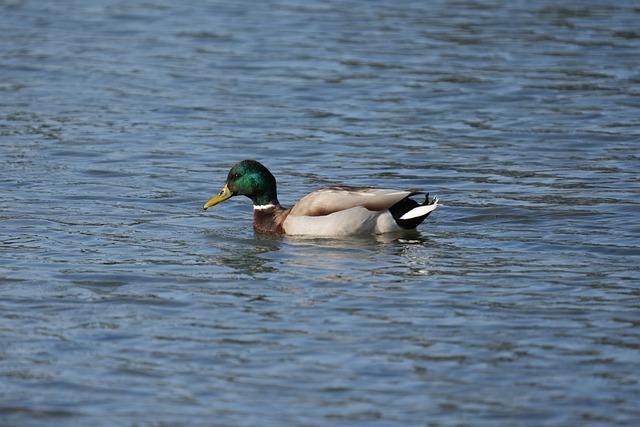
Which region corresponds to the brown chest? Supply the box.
[253,206,287,234]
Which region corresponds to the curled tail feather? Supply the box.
[389,194,439,229]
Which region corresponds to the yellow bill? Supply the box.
[203,183,233,210]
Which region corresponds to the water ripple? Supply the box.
[2,0,640,426]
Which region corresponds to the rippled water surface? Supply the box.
[2,0,640,426]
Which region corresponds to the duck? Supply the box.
[203,160,439,236]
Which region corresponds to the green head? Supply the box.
[203,160,279,209]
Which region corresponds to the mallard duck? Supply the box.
[203,160,439,236]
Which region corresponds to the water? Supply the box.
[1,0,639,425]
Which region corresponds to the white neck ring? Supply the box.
[253,204,276,211]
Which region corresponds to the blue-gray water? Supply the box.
[2,1,639,426]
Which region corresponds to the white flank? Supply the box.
[399,196,439,220]
[284,207,380,236]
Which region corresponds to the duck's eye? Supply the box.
[231,173,240,180]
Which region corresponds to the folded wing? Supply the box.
[289,186,416,217]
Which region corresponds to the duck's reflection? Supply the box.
[205,228,435,281]
[204,229,282,276]
[280,231,435,283]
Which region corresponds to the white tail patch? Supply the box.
[399,196,439,220]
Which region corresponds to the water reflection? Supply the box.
[202,228,438,284]
[276,231,437,285]
[202,231,280,276]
